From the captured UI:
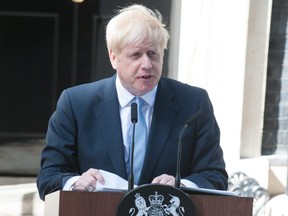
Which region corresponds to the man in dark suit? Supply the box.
[37,4,228,200]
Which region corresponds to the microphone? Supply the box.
[175,109,203,189]
[128,102,137,191]
[131,103,138,123]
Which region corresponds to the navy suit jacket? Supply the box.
[37,75,228,200]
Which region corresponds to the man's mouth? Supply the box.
[140,75,152,79]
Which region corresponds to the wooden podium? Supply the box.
[45,190,253,215]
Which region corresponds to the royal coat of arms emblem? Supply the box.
[117,184,196,216]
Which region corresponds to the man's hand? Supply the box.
[152,174,186,187]
[151,174,176,186]
[72,168,105,191]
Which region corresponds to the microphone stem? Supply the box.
[175,124,188,189]
[128,122,136,191]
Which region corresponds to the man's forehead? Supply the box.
[121,42,161,52]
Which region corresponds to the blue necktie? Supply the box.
[133,97,147,184]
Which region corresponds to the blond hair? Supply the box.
[106,4,170,54]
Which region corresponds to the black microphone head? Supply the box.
[131,102,138,123]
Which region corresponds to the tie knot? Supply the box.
[136,97,145,108]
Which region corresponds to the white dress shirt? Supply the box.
[115,75,157,172]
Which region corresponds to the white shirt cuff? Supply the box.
[181,179,199,188]
[62,176,80,191]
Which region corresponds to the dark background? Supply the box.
[0,0,172,143]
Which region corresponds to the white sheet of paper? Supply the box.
[95,170,235,196]
[95,169,137,191]
[181,186,236,196]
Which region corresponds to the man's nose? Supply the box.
[141,54,152,69]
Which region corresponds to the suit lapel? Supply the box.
[140,78,179,183]
[92,76,127,179]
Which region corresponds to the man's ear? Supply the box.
[109,49,117,70]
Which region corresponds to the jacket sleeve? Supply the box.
[36,90,79,200]
[184,90,228,190]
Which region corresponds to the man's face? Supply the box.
[109,40,163,96]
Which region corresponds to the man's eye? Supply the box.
[148,51,158,57]
[132,52,141,57]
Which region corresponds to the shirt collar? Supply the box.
[116,75,158,108]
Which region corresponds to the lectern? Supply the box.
[45,189,253,216]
